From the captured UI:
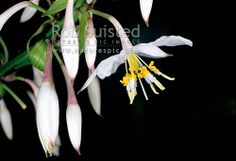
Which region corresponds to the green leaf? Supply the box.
[27,19,51,53]
[28,40,47,71]
[79,11,89,54]
[45,0,67,15]
[0,52,29,77]
[75,0,85,8]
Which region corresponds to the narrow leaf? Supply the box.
[45,0,67,15]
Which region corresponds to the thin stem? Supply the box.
[89,9,132,49]
[52,49,77,104]
[2,84,27,109]
[0,36,9,63]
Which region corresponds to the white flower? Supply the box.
[88,75,101,115]
[36,82,59,156]
[0,1,31,31]
[20,0,40,23]
[60,0,79,80]
[139,0,153,26]
[66,103,82,154]
[80,36,192,104]
[85,17,97,70]
[0,99,13,140]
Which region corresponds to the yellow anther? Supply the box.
[149,61,160,73]
[120,74,131,86]
[138,66,150,78]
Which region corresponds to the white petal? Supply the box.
[66,104,82,154]
[79,51,126,92]
[0,100,13,140]
[133,43,170,58]
[20,0,40,23]
[36,82,59,155]
[87,76,101,115]
[85,18,97,70]
[151,36,193,47]
[140,0,153,26]
[0,1,31,31]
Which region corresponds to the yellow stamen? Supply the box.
[120,74,131,86]
[159,72,175,81]
[149,61,160,74]
[138,66,150,78]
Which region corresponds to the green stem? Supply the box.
[0,51,29,77]
[2,84,27,109]
[31,3,55,20]
[0,36,9,63]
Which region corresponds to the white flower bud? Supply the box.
[20,0,40,23]
[0,99,13,140]
[36,82,60,156]
[88,76,101,115]
[60,0,79,80]
[66,104,82,154]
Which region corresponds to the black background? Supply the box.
[0,0,235,160]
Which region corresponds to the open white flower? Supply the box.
[80,36,192,104]
[140,0,153,26]
[0,99,13,140]
[0,1,31,31]
[20,0,40,23]
[60,0,79,80]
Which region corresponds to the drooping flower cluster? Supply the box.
[0,0,192,157]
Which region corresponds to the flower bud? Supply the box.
[60,0,79,80]
[20,0,40,23]
[0,99,13,140]
[88,76,101,116]
[36,43,59,156]
[66,104,82,154]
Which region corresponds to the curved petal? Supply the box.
[0,1,31,31]
[151,36,193,47]
[133,43,170,58]
[79,51,126,92]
